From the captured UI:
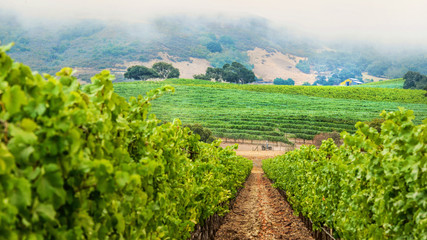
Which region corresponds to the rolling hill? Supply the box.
[357,78,404,88]
[114,79,427,142]
[2,11,427,85]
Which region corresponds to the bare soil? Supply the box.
[362,72,389,82]
[247,48,316,85]
[214,154,313,240]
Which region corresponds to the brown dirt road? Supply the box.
[214,151,313,240]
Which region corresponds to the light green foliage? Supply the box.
[0,47,252,239]
[185,81,427,104]
[263,108,427,239]
[357,78,405,89]
[114,79,427,141]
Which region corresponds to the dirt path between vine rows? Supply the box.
[214,152,313,240]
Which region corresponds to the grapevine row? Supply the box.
[114,81,427,142]
[0,44,252,239]
[263,108,426,239]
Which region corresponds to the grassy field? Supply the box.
[114,79,427,142]
[357,78,405,89]
[165,78,426,104]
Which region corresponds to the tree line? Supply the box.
[193,62,256,84]
[124,62,180,80]
[403,71,427,91]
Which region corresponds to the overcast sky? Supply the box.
[2,0,427,46]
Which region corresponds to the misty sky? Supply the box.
[2,0,427,46]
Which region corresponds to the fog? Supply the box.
[1,0,427,48]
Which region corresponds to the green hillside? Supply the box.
[357,78,405,88]
[114,79,427,141]
[2,11,427,83]
[0,13,313,78]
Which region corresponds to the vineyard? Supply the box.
[263,108,427,239]
[0,45,252,239]
[356,78,405,89]
[114,79,427,142]
[163,79,426,104]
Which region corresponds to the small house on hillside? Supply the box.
[340,78,363,86]
[351,78,364,85]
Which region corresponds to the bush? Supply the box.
[183,124,216,143]
[273,78,294,85]
[206,41,222,53]
[403,71,427,90]
[193,74,211,80]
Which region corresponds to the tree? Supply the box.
[124,65,158,80]
[193,74,210,80]
[274,78,285,85]
[302,82,311,86]
[403,71,427,90]
[312,75,327,86]
[197,62,255,84]
[274,78,294,85]
[152,62,180,79]
[206,41,222,53]
[366,61,390,77]
[206,67,224,81]
[222,62,256,84]
[296,60,310,74]
[327,73,341,85]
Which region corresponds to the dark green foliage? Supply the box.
[193,74,211,80]
[366,60,390,77]
[327,73,342,85]
[124,65,158,80]
[403,71,427,90]
[206,67,224,81]
[302,82,311,86]
[206,41,222,53]
[219,36,235,46]
[273,78,295,85]
[197,62,255,84]
[312,75,328,86]
[152,62,180,79]
[295,60,310,73]
[222,62,256,84]
[183,124,216,143]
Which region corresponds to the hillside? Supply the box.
[248,48,316,84]
[357,78,405,88]
[2,12,427,85]
[114,79,427,142]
